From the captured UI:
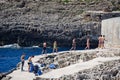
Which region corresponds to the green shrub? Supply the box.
[64,0,70,3]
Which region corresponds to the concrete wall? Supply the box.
[102,17,120,48]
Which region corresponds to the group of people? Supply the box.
[21,54,42,75]
[42,41,58,54]
[70,37,90,50]
[20,35,105,72]
[42,35,106,54]
[20,54,34,72]
[42,37,90,54]
[70,35,105,50]
[20,41,58,72]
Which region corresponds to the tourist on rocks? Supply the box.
[98,35,102,48]
[85,36,90,49]
[20,54,25,71]
[98,35,105,49]
[101,35,105,49]
[28,56,34,72]
[53,41,58,53]
[70,38,76,50]
[42,42,47,54]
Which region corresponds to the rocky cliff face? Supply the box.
[0,0,120,47]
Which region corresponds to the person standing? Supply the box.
[70,38,76,50]
[28,56,34,72]
[101,35,105,49]
[98,35,103,48]
[42,42,47,54]
[85,37,90,49]
[53,41,58,53]
[20,54,25,71]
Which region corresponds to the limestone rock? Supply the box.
[0,0,120,47]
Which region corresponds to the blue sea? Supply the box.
[0,47,83,73]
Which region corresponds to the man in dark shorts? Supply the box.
[42,42,47,54]
[28,56,34,72]
[20,54,25,71]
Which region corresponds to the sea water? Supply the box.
[0,47,74,73]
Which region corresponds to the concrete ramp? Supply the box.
[102,17,120,48]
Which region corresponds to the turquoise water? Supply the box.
[0,47,72,73]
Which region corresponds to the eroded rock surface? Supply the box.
[0,0,120,47]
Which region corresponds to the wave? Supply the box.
[0,43,20,48]
[32,46,39,48]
